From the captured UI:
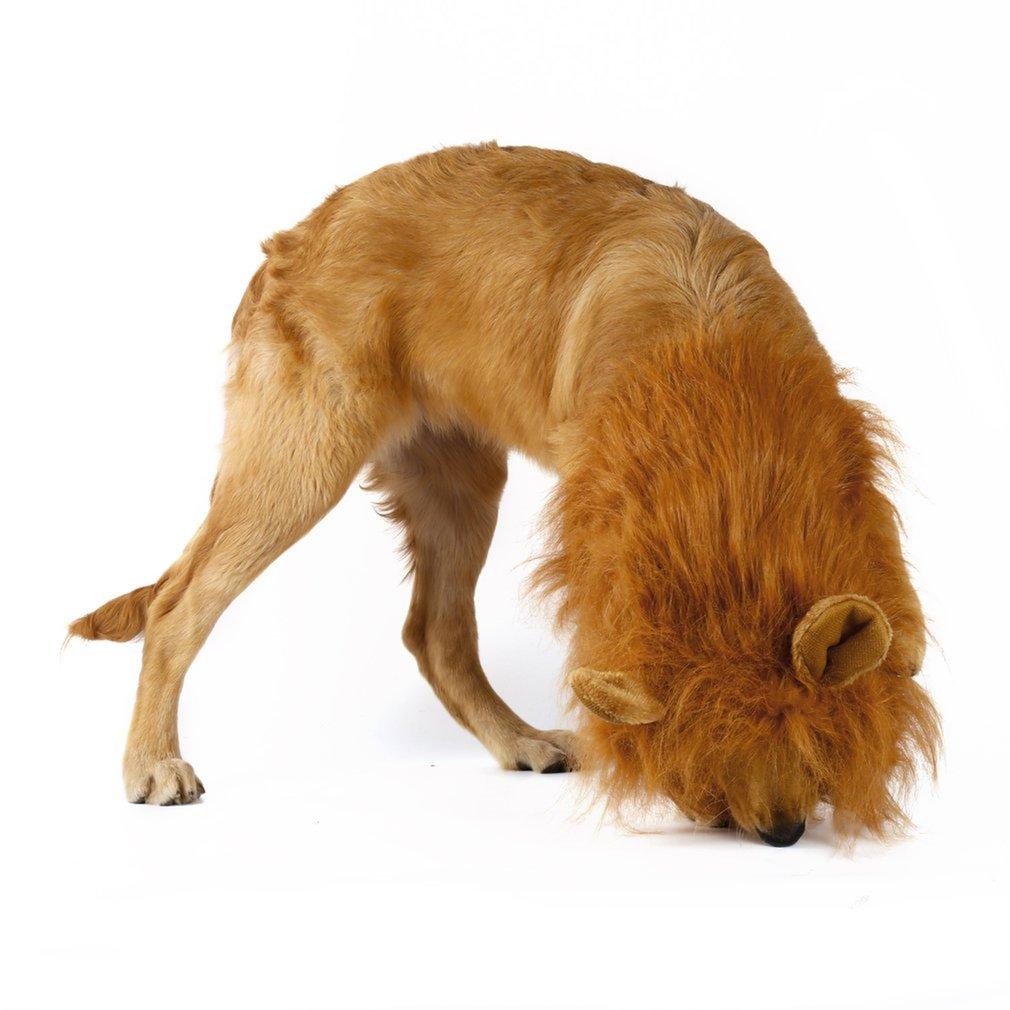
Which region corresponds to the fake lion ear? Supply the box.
[570,668,664,724]
[792,595,893,688]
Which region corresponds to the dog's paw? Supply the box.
[125,757,205,805]
[506,729,581,773]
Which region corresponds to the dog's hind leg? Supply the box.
[368,422,579,773]
[121,340,395,804]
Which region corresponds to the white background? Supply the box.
[2,2,1007,1008]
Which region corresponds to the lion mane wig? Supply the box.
[537,253,940,842]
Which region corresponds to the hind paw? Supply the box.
[125,757,205,805]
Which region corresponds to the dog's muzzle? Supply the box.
[757,819,806,847]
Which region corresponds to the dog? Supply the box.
[70,143,940,845]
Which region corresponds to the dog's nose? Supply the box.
[757,819,806,847]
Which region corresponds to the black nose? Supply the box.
[757,819,806,847]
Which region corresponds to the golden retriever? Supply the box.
[71,143,939,845]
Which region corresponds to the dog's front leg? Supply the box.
[368,423,580,773]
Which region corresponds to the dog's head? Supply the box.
[570,593,939,845]
[545,332,941,846]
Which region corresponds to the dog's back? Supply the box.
[242,142,813,464]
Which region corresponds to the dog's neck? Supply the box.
[537,327,917,677]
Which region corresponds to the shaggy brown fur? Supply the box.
[70,143,938,842]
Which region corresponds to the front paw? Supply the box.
[506,729,582,773]
[124,757,205,805]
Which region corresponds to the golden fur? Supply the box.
[70,143,939,841]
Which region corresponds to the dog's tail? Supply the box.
[68,584,157,642]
